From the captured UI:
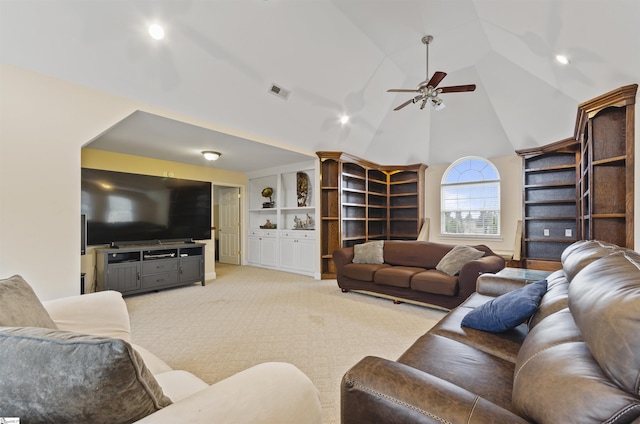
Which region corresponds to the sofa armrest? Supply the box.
[457,255,505,299]
[342,356,528,424]
[476,274,528,297]
[333,247,355,282]
[42,290,131,342]
[134,362,322,424]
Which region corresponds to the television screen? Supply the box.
[81,168,212,246]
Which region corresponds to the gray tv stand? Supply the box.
[95,242,205,295]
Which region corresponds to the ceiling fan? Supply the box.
[388,35,476,111]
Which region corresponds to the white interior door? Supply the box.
[218,186,241,265]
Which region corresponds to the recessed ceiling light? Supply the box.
[555,54,570,65]
[148,24,165,40]
[340,115,349,125]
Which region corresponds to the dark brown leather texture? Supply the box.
[334,241,505,309]
[341,240,640,424]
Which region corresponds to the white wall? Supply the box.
[0,64,136,300]
[0,64,258,300]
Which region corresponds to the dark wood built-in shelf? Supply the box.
[317,151,426,278]
[517,84,636,270]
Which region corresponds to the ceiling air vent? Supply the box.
[269,83,290,100]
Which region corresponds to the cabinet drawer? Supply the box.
[142,259,178,274]
[280,231,315,240]
[142,271,179,289]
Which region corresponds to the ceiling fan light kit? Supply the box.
[388,35,475,111]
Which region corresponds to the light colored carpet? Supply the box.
[126,263,446,423]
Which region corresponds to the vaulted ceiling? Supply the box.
[1,0,638,169]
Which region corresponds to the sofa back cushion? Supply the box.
[527,270,569,330]
[382,241,492,269]
[512,310,640,423]
[0,274,56,329]
[0,327,172,423]
[569,250,640,396]
[561,239,621,281]
[513,249,640,423]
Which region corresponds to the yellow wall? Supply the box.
[80,148,246,289]
[425,155,522,257]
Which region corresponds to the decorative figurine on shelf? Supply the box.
[296,172,310,207]
[293,214,314,230]
[260,219,276,229]
[261,187,274,208]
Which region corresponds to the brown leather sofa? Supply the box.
[341,240,640,423]
[333,241,505,309]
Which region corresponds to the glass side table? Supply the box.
[495,267,553,283]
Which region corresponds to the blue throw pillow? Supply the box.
[461,280,548,332]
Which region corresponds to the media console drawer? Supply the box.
[142,271,179,289]
[142,259,178,275]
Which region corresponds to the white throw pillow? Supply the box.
[352,241,384,264]
[436,245,484,276]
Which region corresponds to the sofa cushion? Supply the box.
[410,270,458,296]
[382,241,451,268]
[512,309,640,424]
[343,263,390,282]
[352,240,384,264]
[461,280,547,332]
[373,266,426,288]
[527,271,569,330]
[560,239,620,281]
[0,326,172,423]
[436,245,484,276]
[0,274,56,329]
[569,250,640,395]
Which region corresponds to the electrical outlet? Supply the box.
[565,229,572,237]
[543,229,550,236]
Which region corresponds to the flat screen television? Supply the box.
[81,168,212,246]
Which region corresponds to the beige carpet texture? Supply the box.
[126,263,446,423]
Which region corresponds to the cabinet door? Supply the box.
[296,238,316,273]
[279,237,297,270]
[247,236,261,264]
[179,256,203,283]
[261,236,278,267]
[106,263,140,293]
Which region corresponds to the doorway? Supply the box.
[214,185,241,265]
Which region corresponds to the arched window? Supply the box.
[441,157,500,236]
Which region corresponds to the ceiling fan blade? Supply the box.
[439,84,477,93]
[387,88,420,93]
[393,95,423,111]
[427,71,447,88]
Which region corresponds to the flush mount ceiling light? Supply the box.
[555,54,570,65]
[202,151,221,161]
[340,115,349,125]
[148,23,165,40]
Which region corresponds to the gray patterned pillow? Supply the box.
[353,241,384,264]
[436,245,484,276]
[0,274,56,328]
[0,327,172,423]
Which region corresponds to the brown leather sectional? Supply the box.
[333,241,505,309]
[341,240,640,423]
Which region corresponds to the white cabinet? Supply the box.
[279,231,316,274]
[247,230,278,268]
[246,161,318,277]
